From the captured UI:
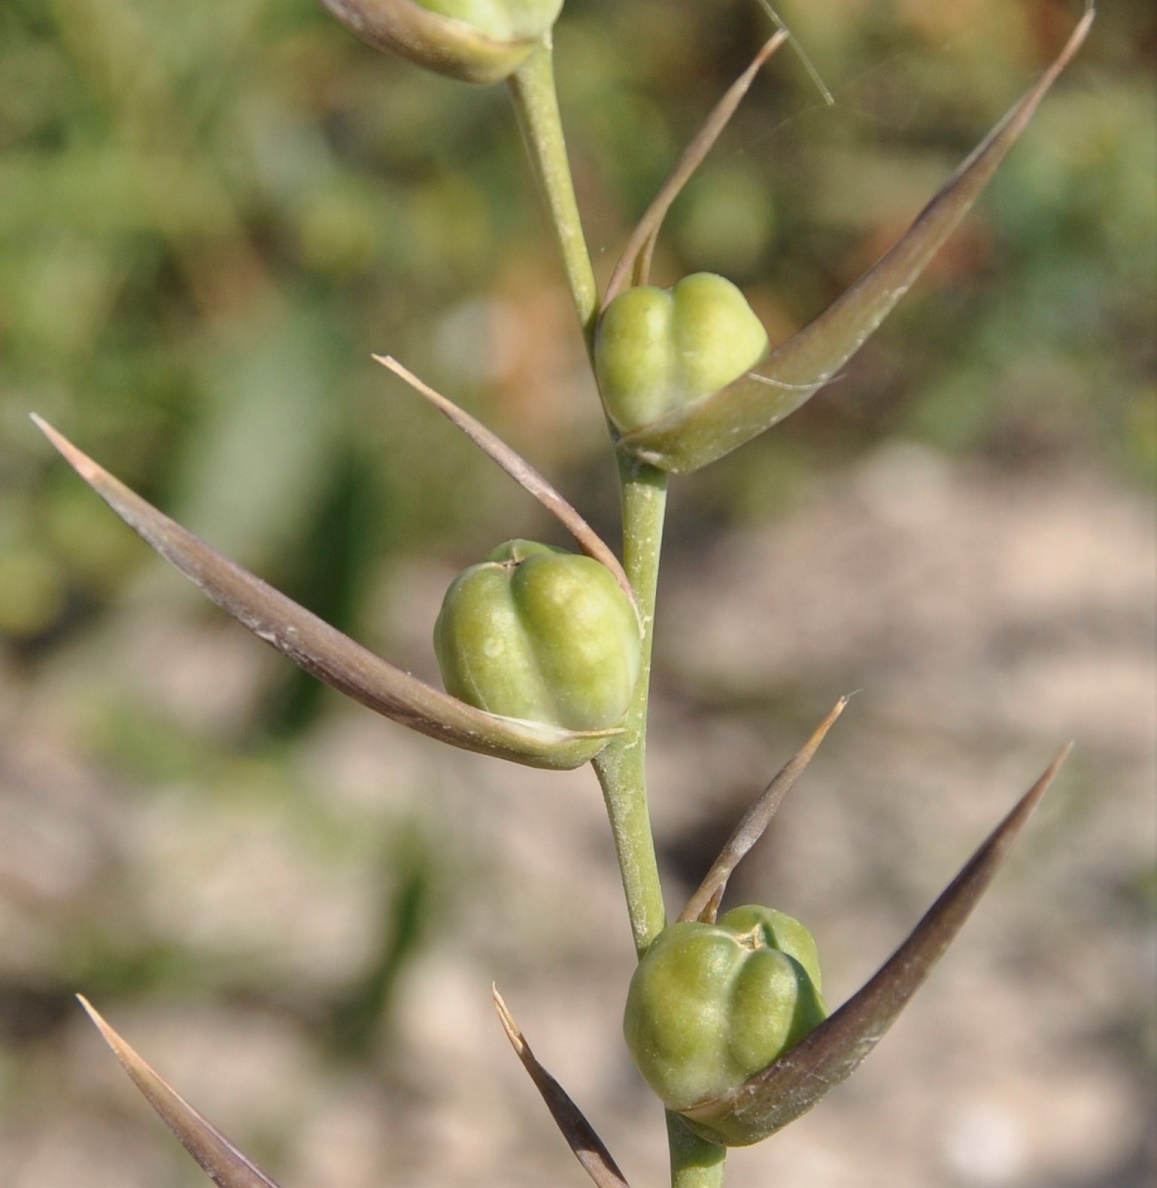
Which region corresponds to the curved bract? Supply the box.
[677,751,1070,1147]
[317,0,562,84]
[615,8,1094,473]
[32,420,617,771]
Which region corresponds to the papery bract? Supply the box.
[33,420,618,771]
[613,9,1094,472]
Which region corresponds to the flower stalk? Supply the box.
[592,457,670,960]
[667,1113,726,1188]
[508,38,599,340]
[42,4,1096,1186]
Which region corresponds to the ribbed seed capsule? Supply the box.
[595,273,769,433]
[316,0,562,85]
[434,540,641,731]
[623,905,827,1120]
[417,0,562,41]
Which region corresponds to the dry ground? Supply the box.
[1,445,1153,1187]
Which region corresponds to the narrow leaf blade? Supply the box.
[681,747,1071,1145]
[79,997,283,1188]
[33,417,614,770]
[619,8,1094,473]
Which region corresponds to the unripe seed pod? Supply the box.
[595,273,769,433]
[434,540,641,731]
[317,0,562,85]
[623,905,827,1118]
[418,0,561,41]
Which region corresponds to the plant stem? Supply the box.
[606,460,730,1185]
[592,455,668,958]
[667,1114,727,1188]
[509,37,666,956]
[598,461,732,1187]
[508,38,599,342]
[510,36,723,1186]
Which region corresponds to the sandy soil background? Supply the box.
[1,442,1152,1188]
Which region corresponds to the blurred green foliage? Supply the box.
[2,0,1153,659]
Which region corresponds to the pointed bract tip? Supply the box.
[495,988,632,1188]
[678,747,1071,1145]
[75,996,284,1187]
[373,355,634,601]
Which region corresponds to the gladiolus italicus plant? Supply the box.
[36,2,1095,1184]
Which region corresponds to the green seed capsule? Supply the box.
[417,0,562,41]
[434,540,641,732]
[315,0,562,85]
[623,905,827,1117]
[595,273,769,433]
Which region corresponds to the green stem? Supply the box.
[508,37,599,342]
[510,35,724,1187]
[596,460,727,1184]
[592,456,668,958]
[510,37,666,956]
[667,1114,727,1188]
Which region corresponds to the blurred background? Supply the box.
[0,0,1153,1185]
